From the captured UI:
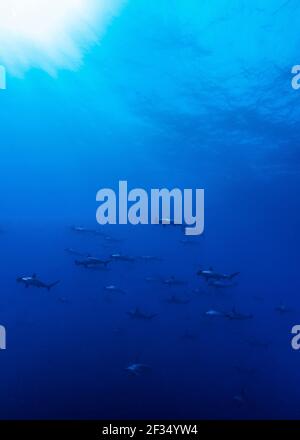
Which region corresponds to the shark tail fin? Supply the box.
[47,280,60,291]
[229,272,240,280]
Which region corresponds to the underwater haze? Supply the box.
[1,0,300,419]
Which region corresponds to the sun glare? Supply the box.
[0,0,123,74]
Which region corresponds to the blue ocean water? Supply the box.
[1,0,300,420]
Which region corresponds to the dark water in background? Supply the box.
[1,0,300,419]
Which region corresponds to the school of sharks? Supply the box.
[8,217,294,416]
[0,0,300,422]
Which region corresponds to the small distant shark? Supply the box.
[145,276,162,283]
[167,294,190,305]
[203,309,225,317]
[71,225,103,235]
[104,285,126,294]
[127,308,157,320]
[103,236,122,243]
[275,304,290,315]
[125,363,151,376]
[75,256,110,268]
[110,253,135,262]
[17,274,60,291]
[137,255,162,262]
[233,389,247,407]
[224,308,253,321]
[192,287,206,295]
[64,248,88,256]
[197,267,240,282]
[163,276,187,286]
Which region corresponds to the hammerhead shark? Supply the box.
[64,248,88,256]
[110,253,135,262]
[75,256,110,268]
[127,308,157,320]
[125,363,151,376]
[71,225,103,235]
[163,276,187,286]
[224,307,253,321]
[197,267,240,282]
[167,294,190,305]
[104,285,126,294]
[17,274,60,291]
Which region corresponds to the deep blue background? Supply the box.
[0,0,300,419]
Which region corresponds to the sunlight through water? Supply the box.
[0,0,124,74]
